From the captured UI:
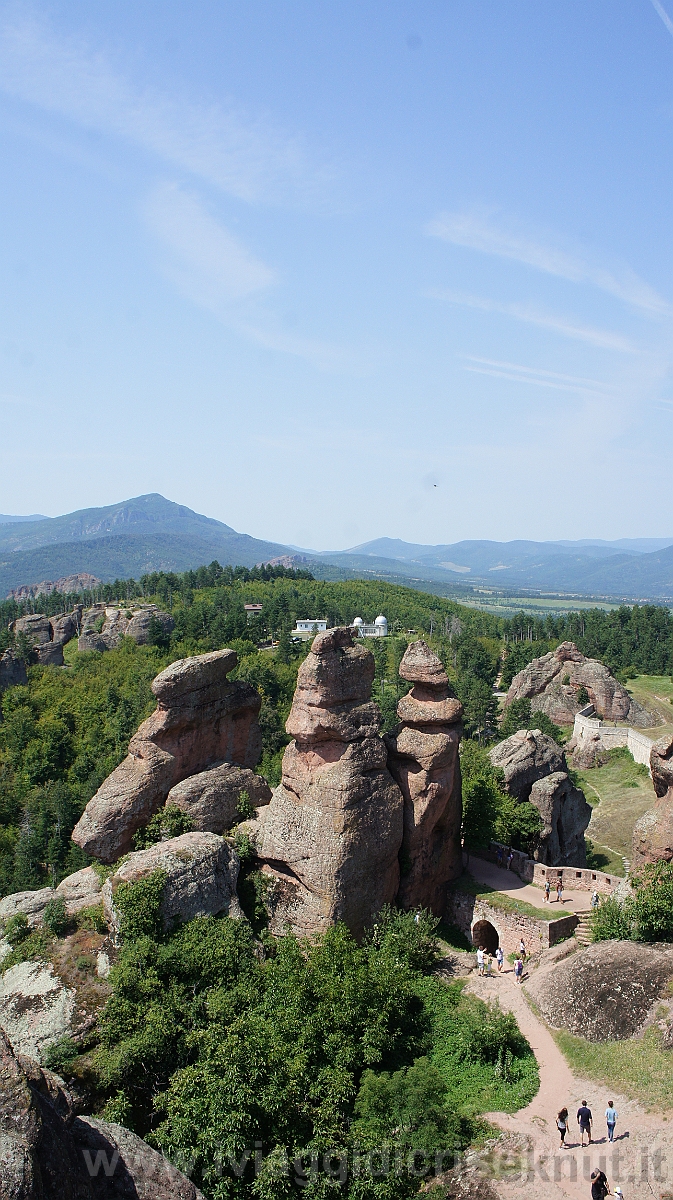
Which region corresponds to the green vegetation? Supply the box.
[452,874,569,922]
[132,805,194,850]
[573,746,653,873]
[501,603,673,677]
[460,742,542,857]
[592,861,673,943]
[554,1026,673,1111]
[79,900,537,1197]
[498,697,565,743]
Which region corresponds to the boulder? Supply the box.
[505,641,652,726]
[632,732,673,868]
[49,613,79,646]
[0,962,76,1061]
[102,832,242,939]
[72,650,262,861]
[77,604,174,653]
[526,940,673,1042]
[12,615,53,645]
[35,643,64,668]
[528,771,591,866]
[0,868,102,929]
[0,1029,205,1199]
[247,627,403,939]
[124,606,175,646]
[489,729,566,802]
[385,641,463,914]
[166,762,272,834]
[0,648,27,696]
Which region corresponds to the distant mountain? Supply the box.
[0,514,48,524]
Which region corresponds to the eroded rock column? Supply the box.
[385,641,463,915]
[248,627,403,939]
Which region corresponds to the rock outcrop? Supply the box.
[247,627,404,939]
[102,832,242,938]
[505,641,652,726]
[385,641,463,914]
[0,1029,205,1198]
[78,603,174,652]
[72,650,262,861]
[528,771,591,866]
[526,940,673,1042]
[0,963,76,1061]
[0,867,102,929]
[489,729,565,802]
[7,573,100,601]
[489,729,591,865]
[632,732,673,869]
[0,648,27,697]
[166,763,272,834]
[7,609,82,670]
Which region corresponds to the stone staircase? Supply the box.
[574,910,593,947]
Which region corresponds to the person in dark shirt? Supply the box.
[590,1168,609,1199]
[577,1099,593,1145]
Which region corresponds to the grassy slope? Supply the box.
[573,752,655,871]
[555,1025,673,1112]
[626,674,673,740]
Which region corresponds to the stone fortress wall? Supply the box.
[572,704,654,771]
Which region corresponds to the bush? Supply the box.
[132,806,193,851]
[113,870,167,942]
[235,790,255,821]
[591,897,631,942]
[499,698,565,744]
[3,912,30,946]
[42,896,69,937]
[42,1036,80,1073]
[76,903,107,934]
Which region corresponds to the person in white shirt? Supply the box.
[495,946,504,972]
[476,947,485,975]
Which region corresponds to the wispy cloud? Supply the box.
[461,356,618,397]
[426,210,671,316]
[651,0,673,39]
[0,7,334,206]
[428,287,637,352]
[145,182,346,369]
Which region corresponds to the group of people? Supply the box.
[555,1100,623,1197]
[495,845,515,870]
[476,938,527,983]
[543,876,565,903]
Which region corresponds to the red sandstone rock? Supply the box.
[528,771,591,866]
[247,627,403,939]
[505,641,652,726]
[72,650,262,862]
[385,641,463,915]
[632,733,673,869]
[489,729,566,802]
[167,762,272,833]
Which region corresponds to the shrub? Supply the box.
[591,897,631,942]
[43,1037,80,1073]
[576,686,590,706]
[235,790,255,821]
[113,870,167,942]
[3,912,30,946]
[132,806,193,851]
[42,896,69,937]
[76,903,107,934]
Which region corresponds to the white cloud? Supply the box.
[461,356,618,397]
[146,183,275,300]
[428,287,637,352]
[0,7,332,206]
[426,210,671,316]
[651,0,673,40]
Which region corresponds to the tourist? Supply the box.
[544,879,551,902]
[496,946,504,972]
[590,1168,609,1200]
[507,850,514,870]
[476,946,485,976]
[614,1188,623,1199]
[556,1107,569,1148]
[556,877,564,903]
[514,956,523,985]
[591,890,600,910]
[577,1099,593,1146]
[605,1100,618,1142]
[519,937,526,961]
[496,846,503,867]
[486,954,493,976]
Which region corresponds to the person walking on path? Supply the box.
[605,1100,618,1142]
[590,1168,610,1199]
[556,877,564,903]
[476,946,485,976]
[496,946,504,972]
[544,879,551,902]
[591,890,600,911]
[556,1107,568,1148]
[514,956,524,985]
[519,938,526,962]
[507,850,514,870]
[577,1099,593,1146]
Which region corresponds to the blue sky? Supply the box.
[1,1,673,550]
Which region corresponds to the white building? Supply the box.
[293,618,327,639]
[351,614,388,638]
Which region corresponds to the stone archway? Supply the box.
[471,919,499,955]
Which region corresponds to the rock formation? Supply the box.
[167,763,271,834]
[78,603,174,652]
[7,573,100,601]
[247,627,404,939]
[528,771,591,866]
[8,609,82,669]
[0,1029,205,1198]
[489,729,591,865]
[72,649,262,862]
[0,867,102,929]
[489,729,565,802]
[384,640,463,914]
[0,648,27,697]
[0,962,76,1061]
[505,641,652,726]
[632,732,673,869]
[102,832,242,938]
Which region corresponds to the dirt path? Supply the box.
[466,967,672,1198]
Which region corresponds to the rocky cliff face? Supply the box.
[0,1029,205,1199]
[8,610,83,670]
[78,603,174,652]
[247,627,404,939]
[505,641,652,727]
[0,648,27,698]
[385,641,463,915]
[489,729,591,866]
[72,649,262,862]
[632,732,673,869]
